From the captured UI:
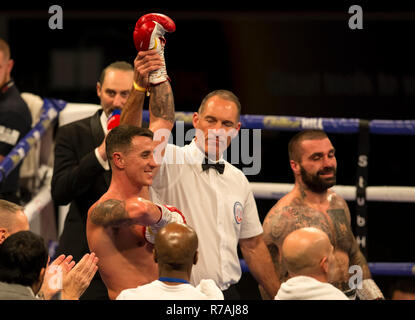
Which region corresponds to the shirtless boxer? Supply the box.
[262,129,384,300]
[86,125,185,300]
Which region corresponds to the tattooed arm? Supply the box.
[88,198,161,228]
[338,197,372,279]
[148,80,175,162]
[263,207,295,280]
[149,81,175,132]
[119,89,145,127]
[120,50,164,127]
[333,196,384,299]
[259,205,297,299]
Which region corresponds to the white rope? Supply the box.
[24,184,52,223]
[23,166,53,223]
[250,182,415,203]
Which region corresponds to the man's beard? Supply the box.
[300,165,337,193]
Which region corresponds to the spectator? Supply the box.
[0,199,98,299]
[275,227,349,300]
[0,231,48,300]
[0,38,32,204]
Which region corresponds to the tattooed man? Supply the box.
[261,129,384,300]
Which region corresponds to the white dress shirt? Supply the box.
[94,110,110,170]
[116,279,224,300]
[150,140,263,290]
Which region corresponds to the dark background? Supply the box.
[1,1,414,299]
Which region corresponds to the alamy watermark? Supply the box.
[46,264,63,291]
[48,5,364,31]
[348,264,363,290]
[153,122,262,175]
[348,5,363,30]
[48,5,63,30]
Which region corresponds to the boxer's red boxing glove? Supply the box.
[107,109,121,131]
[134,13,175,51]
[133,13,176,85]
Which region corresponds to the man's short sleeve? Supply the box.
[239,179,263,239]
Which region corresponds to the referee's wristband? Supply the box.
[133,81,147,93]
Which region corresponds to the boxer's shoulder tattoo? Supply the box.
[263,207,291,281]
[263,207,295,247]
[328,194,350,223]
[90,199,128,227]
[150,82,175,123]
[327,194,359,256]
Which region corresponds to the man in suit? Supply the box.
[51,49,167,299]
[0,38,32,204]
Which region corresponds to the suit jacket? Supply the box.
[52,109,110,299]
[0,81,32,197]
[0,282,37,300]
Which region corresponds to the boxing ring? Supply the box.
[1,97,414,277]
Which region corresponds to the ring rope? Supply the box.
[144,111,415,135]
[0,98,67,184]
[239,259,415,276]
[250,183,415,203]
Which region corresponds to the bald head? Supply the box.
[0,200,30,244]
[282,227,333,278]
[154,223,198,270]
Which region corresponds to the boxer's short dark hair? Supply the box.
[105,125,154,165]
[288,129,328,162]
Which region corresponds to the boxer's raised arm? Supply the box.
[120,50,164,127]
[149,81,175,133]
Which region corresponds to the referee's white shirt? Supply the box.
[150,139,263,290]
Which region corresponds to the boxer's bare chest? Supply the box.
[270,195,354,254]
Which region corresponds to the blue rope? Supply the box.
[142,111,415,135]
[0,98,67,184]
[240,259,415,276]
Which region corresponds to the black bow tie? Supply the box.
[202,160,225,174]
